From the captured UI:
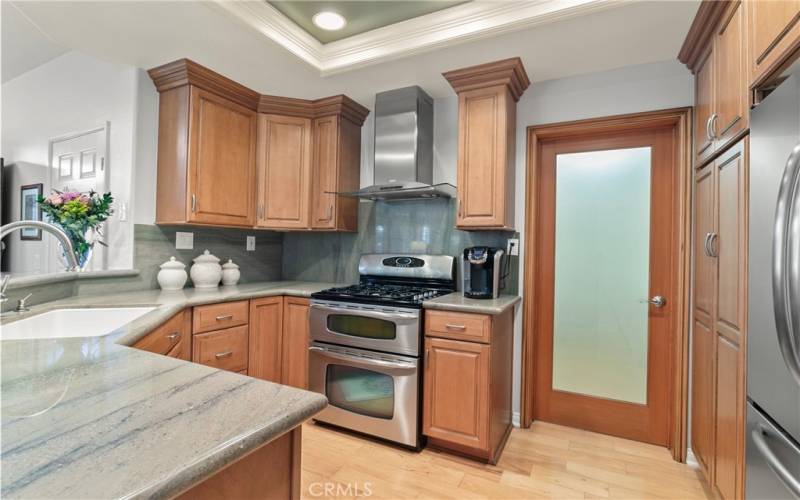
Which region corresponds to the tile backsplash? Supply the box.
[282,199,519,294]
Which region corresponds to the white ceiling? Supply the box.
[6,1,699,106]
[1,2,68,83]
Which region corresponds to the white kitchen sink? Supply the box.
[0,307,156,341]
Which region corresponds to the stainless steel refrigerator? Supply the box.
[748,69,800,499]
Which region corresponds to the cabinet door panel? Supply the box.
[691,319,716,474]
[249,296,284,382]
[748,0,800,85]
[189,88,256,226]
[134,310,191,361]
[714,335,742,500]
[714,2,748,148]
[423,337,490,450]
[192,326,249,372]
[257,114,312,229]
[311,116,338,229]
[281,297,310,389]
[456,87,510,228]
[715,141,746,345]
[694,164,715,318]
[694,48,716,165]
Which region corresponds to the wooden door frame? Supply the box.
[520,108,693,462]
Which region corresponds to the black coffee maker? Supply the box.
[462,247,505,299]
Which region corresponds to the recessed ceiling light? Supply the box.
[313,11,346,31]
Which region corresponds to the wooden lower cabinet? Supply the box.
[423,308,513,463]
[690,138,748,499]
[176,426,302,500]
[131,295,312,386]
[249,296,285,382]
[282,297,310,389]
[132,310,192,361]
[192,325,249,373]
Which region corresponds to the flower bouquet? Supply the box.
[37,190,114,270]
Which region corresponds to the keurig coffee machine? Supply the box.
[462,247,505,299]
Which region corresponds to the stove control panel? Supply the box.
[382,256,425,268]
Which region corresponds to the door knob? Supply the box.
[641,295,667,307]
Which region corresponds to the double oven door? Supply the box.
[308,300,423,447]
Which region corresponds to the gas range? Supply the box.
[310,254,457,309]
[307,254,456,448]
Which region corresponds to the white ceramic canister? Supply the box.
[157,256,188,291]
[221,259,241,286]
[190,250,222,289]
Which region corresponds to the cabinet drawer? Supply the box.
[192,325,249,372]
[193,301,249,334]
[426,310,491,343]
[133,310,191,360]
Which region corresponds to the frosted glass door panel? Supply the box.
[552,147,651,404]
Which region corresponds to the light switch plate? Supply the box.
[246,236,256,251]
[175,232,194,250]
[507,238,520,256]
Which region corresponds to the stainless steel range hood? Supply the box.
[342,86,455,201]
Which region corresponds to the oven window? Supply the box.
[327,315,397,340]
[326,364,395,419]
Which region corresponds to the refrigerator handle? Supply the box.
[772,141,800,386]
[752,424,800,498]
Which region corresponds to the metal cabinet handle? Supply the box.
[705,116,713,142]
[445,324,466,331]
[640,296,666,307]
[215,314,234,321]
[703,232,712,257]
[258,204,264,220]
[326,205,333,221]
[708,233,718,258]
[425,348,430,369]
[752,424,800,497]
[191,194,197,213]
[709,113,718,140]
[215,351,233,359]
[457,199,463,218]
[166,332,180,343]
[773,141,800,385]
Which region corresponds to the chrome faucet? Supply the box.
[0,221,80,271]
[1,274,10,304]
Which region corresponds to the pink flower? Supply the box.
[78,194,91,205]
[46,193,63,206]
[61,191,80,202]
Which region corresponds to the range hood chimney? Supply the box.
[345,86,454,200]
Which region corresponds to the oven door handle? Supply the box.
[310,303,419,321]
[309,346,417,370]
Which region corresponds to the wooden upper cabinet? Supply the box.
[680,1,748,166]
[149,60,258,227]
[747,0,800,88]
[714,2,748,146]
[256,114,313,230]
[311,113,362,231]
[443,58,530,230]
[694,48,716,164]
[149,59,368,231]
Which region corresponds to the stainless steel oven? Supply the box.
[308,342,420,447]
[309,300,422,356]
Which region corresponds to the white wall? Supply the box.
[2,50,140,271]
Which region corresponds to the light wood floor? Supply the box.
[301,421,711,499]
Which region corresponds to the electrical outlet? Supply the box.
[507,238,519,256]
[246,236,256,251]
[175,232,194,250]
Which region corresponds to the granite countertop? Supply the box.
[0,280,336,499]
[423,293,521,315]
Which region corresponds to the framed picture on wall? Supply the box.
[20,183,43,240]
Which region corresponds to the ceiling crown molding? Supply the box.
[210,0,622,76]
[443,57,531,101]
